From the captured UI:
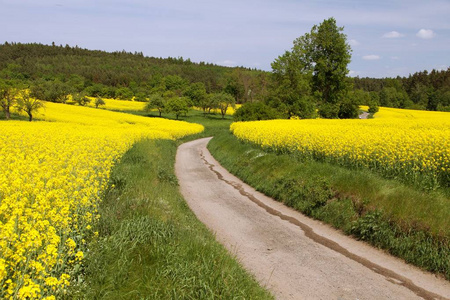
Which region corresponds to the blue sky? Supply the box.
[1,0,449,78]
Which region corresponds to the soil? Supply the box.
[175,137,450,300]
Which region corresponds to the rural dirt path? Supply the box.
[175,137,450,300]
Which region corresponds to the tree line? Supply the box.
[0,42,268,103]
[1,24,449,122]
[353,69,450,111]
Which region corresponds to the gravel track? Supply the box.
[175,137,450,300]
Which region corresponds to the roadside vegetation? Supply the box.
[207,127,449,280]
[139,107,450,280]
[77,137,271,299]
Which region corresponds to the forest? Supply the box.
[0,42,449,117]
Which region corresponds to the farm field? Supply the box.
[2,98,450,299]
[84,97,147,112]
[0,102,205,299]
[231,107,450,190]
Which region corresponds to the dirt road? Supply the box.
[175,137,450,300]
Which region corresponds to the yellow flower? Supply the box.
[0,100,203,298]
[230,106,449,188]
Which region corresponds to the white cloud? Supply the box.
[382,31,404,38]
[363,55,381,60]
[416,29,436,39]
[348,39,360,46]
[390,56,399,60]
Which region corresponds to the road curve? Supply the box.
[175,137,450,300]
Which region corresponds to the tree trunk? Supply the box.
[5,108,10,120]
[28,112,33,122]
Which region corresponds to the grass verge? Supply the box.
[74,138,272,299]
[208,132,450,280]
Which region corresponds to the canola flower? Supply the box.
[0,101,203,299]
[85,97,147,111]
[230,107,450,189]
[66,96,147,112]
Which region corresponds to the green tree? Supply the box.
[115,87,133,100]
[145,94,166,117]
[269,50,316,119]
[73,92,91,106]
[233,102,281,121]
[16,91,44,121]
[30,79,72,103]
[165,97,189,120]
[95,96,105,108]
[164,75,188,95]
[379,87,410,108]
[210,93,235,119]
[224,72,245,103]
[134,92,148,102]
[184,82,208,114]
[292,17,352,118]
[0,82,18,120]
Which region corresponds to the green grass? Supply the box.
[207,132,450,280]
[74,137,272,299]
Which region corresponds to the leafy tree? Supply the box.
[95,96,105,108]
[84,84,105,97]
[291,17,352,118]
[73,92,91,106]
[115,87,133,100]
[338,98,359,119]
[30,79,72,103]
[368,103,379,114]
[16,91,44,121]
[0,81,18,119]
[145,94,166,117]
[209,93,235,119]
[134,92,148,102]
[184,82,208,113]
[337,89,366,119]
[67,74,86,92]
[269,51,316,119]
[234,102,282,121]
[165,97,189,120]
[379,87,410,108]
[164,75,188,95]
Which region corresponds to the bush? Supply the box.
[233,102,281,121]
[338,99,359,119]
[368,104,379,114]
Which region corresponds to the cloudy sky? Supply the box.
[1,0,449,78]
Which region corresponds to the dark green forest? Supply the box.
[353,70,450,111]
[1,42,449,117]
[0,42,268,103]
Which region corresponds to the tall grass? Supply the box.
[74,138,272,299]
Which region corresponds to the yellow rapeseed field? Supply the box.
[231,107,450,189]
[66,96,147,112]
[85,97,147,111]
[0,101,203,299]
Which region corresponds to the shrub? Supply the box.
[233,102,281,121]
